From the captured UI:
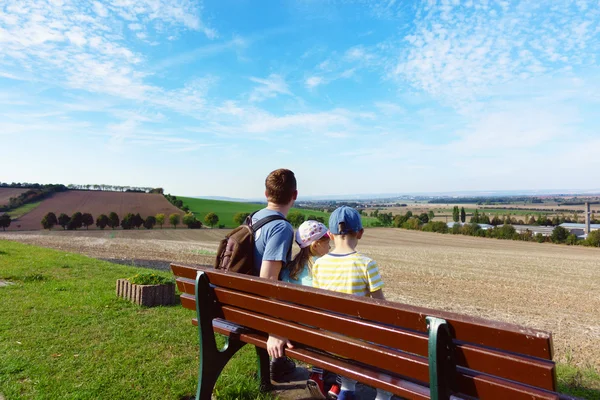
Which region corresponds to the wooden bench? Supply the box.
[171,263,572,400]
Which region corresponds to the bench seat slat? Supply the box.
[177,276,556,391]
[201,318,560,400]
[172,264,553,360]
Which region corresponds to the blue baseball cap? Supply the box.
[329,206,363,234]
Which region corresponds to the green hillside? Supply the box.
[177,197,329,228]
[177,197,378,229]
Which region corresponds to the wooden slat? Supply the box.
[172,264,554,359]
[206,318,560,400]
[176,282,556,391]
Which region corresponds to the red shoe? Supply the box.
[327,384,340,399]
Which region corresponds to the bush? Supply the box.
[402,217,422,230]
[460,223,481,236]
[287,211,305,228]
[566,234,578,245]
[550,226,570,244]
[585,230,600,247]
[451,223,461,234]
[128,273,174,286]
[421,221,448,233]
[233,212,250,226]
[535,233,546,243]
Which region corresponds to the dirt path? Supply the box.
[1,228,598,371]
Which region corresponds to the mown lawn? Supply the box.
[178,197,378,228]
[0,240,272,400]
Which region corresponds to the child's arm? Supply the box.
[370,289,385,300]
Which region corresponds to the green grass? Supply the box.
[178,197,378,228]
[0,240,273,400]
[6,201,42,219]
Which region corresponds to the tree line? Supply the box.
[0,182,163,194]
[38,212,202,230]
[0,184,68,213]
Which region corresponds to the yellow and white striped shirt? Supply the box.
[312,252,383,296]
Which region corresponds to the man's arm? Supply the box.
[260,260,294,358]
[370,289,385,300]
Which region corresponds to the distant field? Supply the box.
[7,191,182,231]
[6,201,42,219]
[0,188,29,207]
[179,197,378,228]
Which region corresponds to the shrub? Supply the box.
[566,234,578,245]
[535,233,546,243]
[585,230,600,247]
[402,217,422,230]
[287,211,305,228]
[422,221,448,233]
[451,223,461,234]
[418,213,429,224]
[233,212,250,226]
[128,273,174,286]
[550,226,570,244]
[460,223,481,236]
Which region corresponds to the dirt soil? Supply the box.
[1,228,598,372]
[0,188,29,207]
[7,190,183,231]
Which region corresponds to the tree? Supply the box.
[81,213,94,230]
[550,226,570,244]
[452,206,459,223]
[470,209,480,223]
[69,212,83,230]
[233,212,250,226]
[132,213,144,229]
[0,213,11,231]
[204,212,219,228]
[155,213,165,229]
[183,213,202,229]
[108,212,120,230]
[418,213,429,224]
[169,213,180,229]
[377,212,393,226]
[491,215,502,226]
[96,214,109,230]
[287,211,305,228]
[41,212,58,230]
[58,213,71,230]
[143,216,157,229]
[405,211,413,219]
[460,207,466,223]
[121,213,135,230]
[428,210,435,222]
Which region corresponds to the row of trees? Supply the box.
[395,217,600,247]
[0,185,68,213]
[40,212,195,230]
[0,182,162,194]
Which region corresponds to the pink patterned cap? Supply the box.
[295,220,328,248]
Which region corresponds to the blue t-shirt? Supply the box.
[280,256,317,287]
[252,208,294,276]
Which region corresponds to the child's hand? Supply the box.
[267,334,294,358]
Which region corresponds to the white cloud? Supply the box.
[248,74,292,102]
[305,76,325,89]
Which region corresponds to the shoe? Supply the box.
[307,378,326,399]
[270,356,296,383]
[309,371,326,397]
[337,390,356,400]
[327,384,340,399]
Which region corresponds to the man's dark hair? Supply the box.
[265,169,296,205]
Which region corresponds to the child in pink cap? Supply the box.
[281,220,330,286]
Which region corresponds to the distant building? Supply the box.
[512,225,555,237]
[446,222,493,230]
[559,223,600,236]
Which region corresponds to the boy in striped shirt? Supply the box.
[312,206,388,400]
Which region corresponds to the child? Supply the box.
[281,220,335,398]
[281,220,330,286]
[312,206,390,400]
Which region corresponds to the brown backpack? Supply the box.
[214,212,288,274]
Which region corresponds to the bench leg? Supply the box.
[426,316,456,400]
[255,346,273,391]
[195,272,247,400]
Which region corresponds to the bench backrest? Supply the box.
[172,263,561,400]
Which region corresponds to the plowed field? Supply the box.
[7,191,183,231]
[0,188,29,207]
[1,228,598,373]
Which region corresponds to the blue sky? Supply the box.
[1,0,599,199]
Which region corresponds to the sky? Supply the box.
[1,0,599,199]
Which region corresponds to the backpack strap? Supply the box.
[250,214,287,233]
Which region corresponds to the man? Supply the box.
[252,168,297,382]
